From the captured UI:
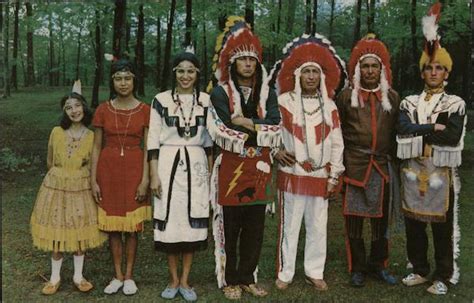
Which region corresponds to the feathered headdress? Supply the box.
[72,79,82,95]
[419,2,452,72]
[267,33,346,126]
[348,34,392,112]
[208,16,269,119]
[268,33,346,98]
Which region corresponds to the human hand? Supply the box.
[231,116,254,131]
[91,181,102,204]
[150,175,162,199]
[326,182,337,199]
[434,124,446,131]
[274,150,296,166]
[135,180,149,202]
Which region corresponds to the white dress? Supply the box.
[148,91,214,252]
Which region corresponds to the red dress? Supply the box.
[93,101,151,232]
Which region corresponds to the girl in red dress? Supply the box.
[91,56,151,296]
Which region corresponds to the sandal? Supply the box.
[241,283,268,297]
[223,285,242,300]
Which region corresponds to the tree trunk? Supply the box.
[286,1,296,35]
[185,0,192,47]
[328,0,335,40]
[136,4,145,96]
[75,27,82,81]
[160,0,176,92]
[286,0,296,34]
[218,0,232,31]
[202,20,208,86]
[2,2,11,97]
[112,0,127,57]
[92,7,102,108]
[125,21,131,53]
[311,0,317,35]
[59,17,66,85]
[25,1,35,86]
[411,0,418,91]
[48,3,55,87]
[470,0,473,107]
[11,0,19,90]
[367,0,376,33]
[156,17,161,89]
[245,0,254,29]
[305,0,311,34]
[353,0,362,46]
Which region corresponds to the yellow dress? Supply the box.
[30,127,107,252]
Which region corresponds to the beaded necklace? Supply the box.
[174,92,196,140]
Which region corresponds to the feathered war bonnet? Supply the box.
[348,34,393,112]
[267,33,346,126]
[419,2,452,73]
[209,16,269,119]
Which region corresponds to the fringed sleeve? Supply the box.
[207,104,248,154]
[255,124,281,148]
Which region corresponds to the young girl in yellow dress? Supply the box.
[30,81,106,295]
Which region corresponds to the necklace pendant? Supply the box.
[184,124,191,139]
[120,146,124,157]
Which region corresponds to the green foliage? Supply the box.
[0,147,31,173]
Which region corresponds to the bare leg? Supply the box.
[180,252,194,289]
[167,254,180,288]
[109,232,124,281]
[124,232,138,280]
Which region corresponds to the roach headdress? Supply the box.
[419,2,452,72]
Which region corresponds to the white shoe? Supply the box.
[104,278,123,294]
[427,281,448,295]
[402,273,428,286]
[123,279,138,295]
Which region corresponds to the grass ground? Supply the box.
[1,87,473,302]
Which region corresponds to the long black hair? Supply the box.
[229,60,263,118]
[171,52,201,105]
[59,92,92,129]
[110,55,138,99]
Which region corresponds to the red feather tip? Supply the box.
[428,2,442,22]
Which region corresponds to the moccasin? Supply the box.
[161,286,179,299]
[179,287,197,302]
[241,283,268,297]
[427,281,448,295]
[103,278,123,294]
[123,279,138,295]
[42,280,61,295]
[402,273,428,287]
[305,276,328,291]
[74,278,93,292]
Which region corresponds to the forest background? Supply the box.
[1,0,473,302]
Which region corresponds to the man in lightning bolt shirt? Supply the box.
[209,18,280,299]
[270,34,345,291]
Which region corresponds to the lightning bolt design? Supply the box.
[226,162,244,197]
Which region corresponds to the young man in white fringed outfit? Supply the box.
[398,3,466,295]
